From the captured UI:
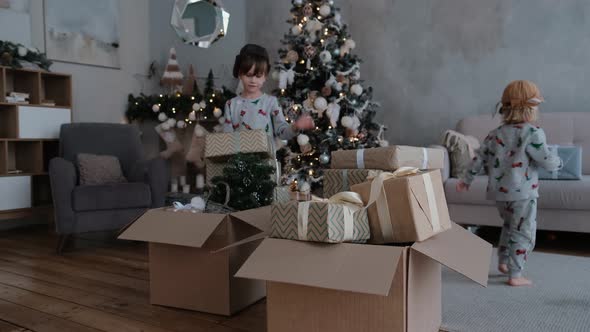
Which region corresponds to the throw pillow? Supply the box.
[442,130,481,178]
[77,153,127,185]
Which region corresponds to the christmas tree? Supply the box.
[160,47,184,94]
[274,0,386,191]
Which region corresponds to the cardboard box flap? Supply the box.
[411,223,492,287]
[230,206,272,232]
[235,238,402,296]
[211,232,267,254]
[118,208,227,248]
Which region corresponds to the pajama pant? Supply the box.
[496,199,537,278]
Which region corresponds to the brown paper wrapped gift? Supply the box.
[331,146,444,171]
[323,169,382,197]
[351,168,451,243]
[205,129,272,161]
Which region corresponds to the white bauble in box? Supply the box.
[341,116,353,128]
[213,107,223,118]
[319,4,331,16]
[190,196,206,210]
[188,111,197,121]
[351,84,363,96]
[158,112,168,122]
[313,96,328,111]
[297,134,310,146]
[291,25,302,36]
[319,50,332,63]
[152,104,160,113]
[192,103,199,111]
[177,120,186,129]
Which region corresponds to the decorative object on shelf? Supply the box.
[182,64,200,96]
[171,0,230,48]
[209,153,276,211]
[0,40,52,70]
[44,0,120,68]
[160,47,184,93]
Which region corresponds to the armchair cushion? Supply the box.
[78,153,127,185]
[73,183,151,212]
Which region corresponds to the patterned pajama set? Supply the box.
[463,123,562,278]
[222,94,296,144]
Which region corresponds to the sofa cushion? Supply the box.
[73,183,151,212]
[445,176,590,210]
[77,153,127,185]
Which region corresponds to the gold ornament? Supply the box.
[286,50,299,63]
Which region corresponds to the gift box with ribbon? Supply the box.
[205,129,273,161]
[331,146,445,171]
[351,168,452,243]
[323,169,383,198]
[538,145,582,180]
[270,192,370,244]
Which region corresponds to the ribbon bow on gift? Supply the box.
[297,192,364,242]
[365,167,441,243]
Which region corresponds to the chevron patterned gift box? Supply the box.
[273,186,291,203]
[205,130,272,161]
[323,169,383,197]
[270,198,370,244]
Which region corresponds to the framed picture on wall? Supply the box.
[43,0,121,68]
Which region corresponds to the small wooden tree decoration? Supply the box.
[160,47,184,94]
[182,64,200,96]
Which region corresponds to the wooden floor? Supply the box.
[0,225,589,332]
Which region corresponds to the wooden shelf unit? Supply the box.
[0,66,71,221]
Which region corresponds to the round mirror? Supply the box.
[171,0,230,48]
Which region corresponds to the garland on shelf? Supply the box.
[125,70,236,125]
[0,40,52,71]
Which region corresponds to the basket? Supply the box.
[205,181,235,214]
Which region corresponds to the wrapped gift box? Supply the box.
[205,130,272,161]
[331,146,445,171]
[273,186,292,204]
[270,197,370,244]
[351,169,451,243]
[323,169,382,198]
[538,145,582,180]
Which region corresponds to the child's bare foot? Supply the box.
[498,264,509,274]
[507,277,532,286]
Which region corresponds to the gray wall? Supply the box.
[246,0,590,146]
[149,0,247,90]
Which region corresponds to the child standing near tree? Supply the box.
[223,44,314,141]
[457,80,562,287]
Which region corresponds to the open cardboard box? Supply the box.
[236,223,492,332]
[118,206,271,316]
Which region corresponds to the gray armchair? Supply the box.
[49,123,169,253]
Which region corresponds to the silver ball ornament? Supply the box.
[319,153,330,164]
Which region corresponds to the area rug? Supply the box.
[441,252,590,332]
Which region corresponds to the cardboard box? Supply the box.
[351,169,452,243]
[323,169,382,197]
[331,146,445,171]
[270,200,370,243]
[205,129,272,161]
[118,206,271,316]
[236,224,492,332]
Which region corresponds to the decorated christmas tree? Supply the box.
[274,0,387,191]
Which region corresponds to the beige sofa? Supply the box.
[441,112,590,233]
